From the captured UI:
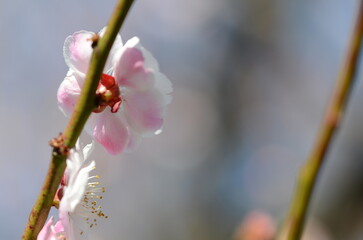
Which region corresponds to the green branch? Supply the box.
[278,2,363,240]
[22,0,134,239]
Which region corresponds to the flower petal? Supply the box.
[154,72,173,104]
[123,89,165,136]
[59,211,76,240]
[53,220,65,234]
[82,141,94,160]
[114,37,172,100]
[125,129,142,152]
[74,139,94,161]
[57,70,82,117]
[64,28,122,74]
[37,217,56,240]
[60,143,95,213]
[93,111,129,155]
[99,27,123,73]
[124,37,160,70]
[64,31,94,74]
[123,38,172,95]
[114,42,154,91]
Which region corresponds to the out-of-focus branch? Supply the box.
[278,2,363,240]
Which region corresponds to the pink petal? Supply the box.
[64,31,94,74]
[123,89,165,136]
[37,217,54,240]
[93,111,129,155]
[124,37,160,71]
[57,71,82,117]
[114,45,154,91]
[37,217,63,240]
[115,37,172,101]
[63,29,122,74]
[53,221,65,234]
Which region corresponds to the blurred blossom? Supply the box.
[233,210,276,240]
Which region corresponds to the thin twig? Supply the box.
[278,2,363,240]
[22,0,134,239]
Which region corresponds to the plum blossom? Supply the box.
[38,141,106,240]
[58,28,172,155]
[59,141,107,240]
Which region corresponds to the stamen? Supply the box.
[94,74,122,113]
[78,172,108,231]
[88,175,99,180]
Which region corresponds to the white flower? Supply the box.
[59,141,106,240]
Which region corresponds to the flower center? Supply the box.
[93,74,122,113]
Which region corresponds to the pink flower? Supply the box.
[58,28,172,155]
[37,217,65,240]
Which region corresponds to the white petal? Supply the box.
[154,72,173,104]
[125,129,142,152]
[74,139,94,161]
[61,156,95,212]
[82,141,94,160]
[64,31,94,74]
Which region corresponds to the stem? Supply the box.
[278,2,363,240]
[22,0,134,239]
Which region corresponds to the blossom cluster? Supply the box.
[38,27,172,239]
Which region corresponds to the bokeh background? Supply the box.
[2,0,363,239]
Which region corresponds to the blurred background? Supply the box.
[1,0,363,239]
